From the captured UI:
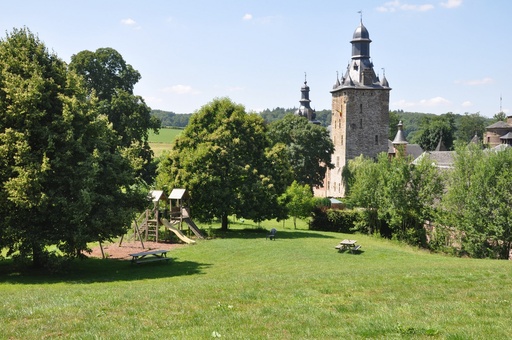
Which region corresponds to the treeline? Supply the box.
[151,107,332,128]
[151,110,191,128]
[153,108,503,149]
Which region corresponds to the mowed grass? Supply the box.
[149,128,182,157]
[2,220,512,339]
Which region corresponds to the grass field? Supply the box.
[149,128,182,157]
[1,218,512,339]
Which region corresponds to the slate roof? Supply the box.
[486,121,512,129]
[412,151,455,169]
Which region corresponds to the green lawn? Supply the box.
[149,128,182,157]
[2,220,512,339]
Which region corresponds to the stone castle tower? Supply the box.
[324,20,391,197]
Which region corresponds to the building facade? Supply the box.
[321,20,391,197]
[484,116,512,148]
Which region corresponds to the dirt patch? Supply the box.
[87,240,186,260]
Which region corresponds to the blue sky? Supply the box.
[1,0,509,117]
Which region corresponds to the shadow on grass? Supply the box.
[0,257,212,285]
[213,227,337,240]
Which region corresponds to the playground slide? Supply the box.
[160,218,196,244]
[183,218,205,239]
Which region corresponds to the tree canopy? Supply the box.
[156,97,292,230]
[0,28,146,267]
[268,114,334,189]
[69,47,160,182]
[439,143,512,259]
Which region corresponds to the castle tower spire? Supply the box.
[324,20,392,197]
[295,72,319,124]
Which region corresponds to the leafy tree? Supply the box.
[69,48,160,182]
[378,154,443,246]
[492,111,507,123]
[440,143,512,258]
[454,112,488,143]
[0,28,145,267]
[411,113,456,151]
[156,97,292,230]
[279,181,315,229]
[344,155,383,235]
[347,152,443,244]
[268,114,334,189]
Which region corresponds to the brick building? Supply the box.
[484,116,512,148]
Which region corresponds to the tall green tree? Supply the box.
[268,114,334,189]
[454,112,488,143]
[411,113,456,151]
[156,98,292,230]
[440,143,512,258]
[347,152,443,244]
[344,155,383,235]
[279,181,315,229]
[69,48,160,182]
[0,28,145,267]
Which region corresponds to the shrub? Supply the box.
[310,208,363,233]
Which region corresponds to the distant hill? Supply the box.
[151,109,192,128]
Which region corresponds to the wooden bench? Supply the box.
[129,249,170,264]
[351,245,362,254]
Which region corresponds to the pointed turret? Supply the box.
[333,20,390,90]
[295,73,320,124]
[392,121,408,157]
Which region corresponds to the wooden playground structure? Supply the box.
[119,189,204,249]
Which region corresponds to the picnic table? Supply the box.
[129,249,171,264]
[335,239,361,254]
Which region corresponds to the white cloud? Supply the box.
[462,101,473,108]
[162,85,199,95]
[440,0,462,9]
[455,77,493,86]
[377,1,434,12]
[419,96,451,106]
[393,96,450,108]
[121,18,137,26]
[243,13,253,21]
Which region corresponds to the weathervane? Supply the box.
[358,10,363,22]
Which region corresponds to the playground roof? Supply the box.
[169,188,189,200]
[149,190,165,202]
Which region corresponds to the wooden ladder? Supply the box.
[146,219,159,242]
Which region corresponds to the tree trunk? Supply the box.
[221,213,229,231]
[32,242,44,269]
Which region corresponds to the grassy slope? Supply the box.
[149,128,181,157]
[1,220,512,339]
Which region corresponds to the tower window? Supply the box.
[359,103,363,113]
[336,156,339,167]
[375,135,379,145]
[341,135,343,145]
[360,118,363,129]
